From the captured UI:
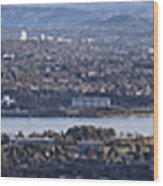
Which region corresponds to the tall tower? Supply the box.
[20,29,28,41]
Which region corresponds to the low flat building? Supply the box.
[72,97,111,109]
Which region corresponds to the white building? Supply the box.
[72,97,111,109]
[1,95,15,107]
[40,34,45,41]
[20,29,28,41]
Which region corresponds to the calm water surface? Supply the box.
[1,115,153,136]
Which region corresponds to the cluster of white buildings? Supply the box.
[19,29,95,44]
[19,29,54,42]
[19,29,72,43]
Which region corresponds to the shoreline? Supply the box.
[1,110,153,118]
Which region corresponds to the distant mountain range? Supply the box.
[1,2,153,29]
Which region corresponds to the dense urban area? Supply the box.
[1,2,154,116]
[1,126,154,180]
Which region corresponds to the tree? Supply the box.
[16,131,24,139]
[1,133,10,145]
[1,147,10,177]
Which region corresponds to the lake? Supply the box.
[1,115,153,137]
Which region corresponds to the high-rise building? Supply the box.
[20,29,28,41]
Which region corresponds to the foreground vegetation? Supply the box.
[1,125,154,180]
